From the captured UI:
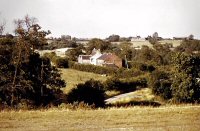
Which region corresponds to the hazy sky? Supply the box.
[0,0,200,38]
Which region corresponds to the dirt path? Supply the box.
[105,88,155,104]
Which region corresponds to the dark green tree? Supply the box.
[149,70,172,100]
[171,53,200,103]
[0,15,66,107]
[86,38,112,54]
[107,34,120,42]
[67,79,105,108]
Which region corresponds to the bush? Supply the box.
[115,68,144,78]
[69,63,116,75]
[67,79,105,108]
[43,53,69,68]
[104,77,147,92]
[128,62,155,72]
[55,57,68,68]
[149,70,172,100]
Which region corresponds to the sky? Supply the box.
[0,0,200,39]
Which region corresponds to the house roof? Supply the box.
[97,53,120,61]
[98,53,110,60]
[79,55,91,60]
[90,51,102,59]
[90,48,102,56]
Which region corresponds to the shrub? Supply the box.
[128,62,155,72]
[104,77,147,92]
[149,70,172,100]
[113,68,144,78]
[55,57,68,68]
[43,53,69,68]
[69,63,116,75]
[67,79,105,108]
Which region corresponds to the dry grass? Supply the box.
[131,41,153,48]
[106,88,155,105]
[0,105,200,131]
[130,40,182,48]
[60,69,108,93]
[159,40,182,47]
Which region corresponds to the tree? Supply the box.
[0,21,5,36]
[118,42,136,61]
[149,70,172,100]
[86,38,112,54]
[153,43,173,65]
[65,44,84,61]
[175,39,200,54]
[171,53,200,103]
[153,32,158,39]
[0,13,6,35]
[188,34,194,40]
[135,45,163,65]
[67,79,105,107]
[149,32,159,45]
[107,34,120,42]
[0,15,66,107]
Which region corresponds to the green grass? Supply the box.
[0,105,200,131]
[60,69,108,93]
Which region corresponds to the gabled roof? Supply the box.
[97,53,120,61]
[90,51,102,59]
[91,48,101,56]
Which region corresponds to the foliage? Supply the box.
[148,32,159,45]
[54,57,68,68]
[153,43,173,65]
[117,42,136,61]
[175,40,200,54]
[104,77,147,92]
[114,68,144,78]
[0,15,66,108]
[171,53,200,103]
[65,45,84,61]
[43,53,69,68]
[128,62,155,72]
[149,70,172,100]
[69,62,117,75]
[67,79,105,107]
[86,38,112,54]
[106,34,120,42]
[0,51,66,107]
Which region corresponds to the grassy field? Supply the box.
[159,40,182,47]
[130,40,182,48]
[60,69,108,93]
[0,105,200,131]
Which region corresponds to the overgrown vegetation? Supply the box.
[1,15,200,109]
[0,15,66,108]
[67,79,105,108]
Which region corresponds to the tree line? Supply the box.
[1,15,200,109]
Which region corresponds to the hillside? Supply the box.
[60,69,108,93]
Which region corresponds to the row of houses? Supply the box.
[78,48,122,68]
